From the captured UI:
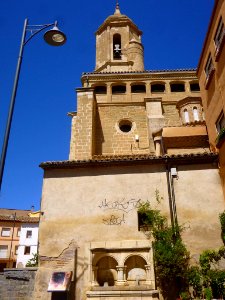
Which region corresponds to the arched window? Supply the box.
[190,83,200,92]
[113,34,121,60]
[131,84,146,93]
[124,255,147,284]
[112,85,126,94]
[94,86,107,94]
[151,83,165,93]
[96,256,117,286]
[193,107,199,121]
[184,109,190,123]
[170,83,185,92]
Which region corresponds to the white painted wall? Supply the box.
[16,223,39,268]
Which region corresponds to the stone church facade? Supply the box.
[34,4,225,300]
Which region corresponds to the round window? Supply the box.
[119,120,133,133]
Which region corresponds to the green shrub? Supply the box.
[216,127,225,145]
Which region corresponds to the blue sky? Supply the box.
[0,0,214,210]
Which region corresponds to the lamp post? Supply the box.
[0,18,66,191]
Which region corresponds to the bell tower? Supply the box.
[95,3,144,72]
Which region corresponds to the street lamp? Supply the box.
[0,18,66,191]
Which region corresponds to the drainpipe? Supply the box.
[165,161,175,230]
[8,212,16,267]
[170,170,178,228]
[165,159,179,234]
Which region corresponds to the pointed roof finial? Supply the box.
[114,0,121,15]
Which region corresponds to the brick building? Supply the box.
[197,0,225,199]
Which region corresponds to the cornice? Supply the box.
[96,14,142,36]
[98,101,145,107]
[82,69,198,83]
[40,153,218,170]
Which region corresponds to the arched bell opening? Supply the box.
[113,34,122,60]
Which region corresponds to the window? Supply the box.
[190,83,200,92]
[113,34,121,59]
[112,85,126,94]
[170,83,185,92]
[0,246,8,258]
[214,17,225,60]
[26,230,32,238]
[216,112,225,133]
[184,109,190,123]
[205,54,214,79]
[193,107,199,121]
[94,86,107,94]
[131,84,146,93]
[17,228,21,237]
[15,246,18,255]
[151,83,165,93]
[119,120,133,133]
[1,228,11,237]
[138,212,151,231]
[24,246,31,255]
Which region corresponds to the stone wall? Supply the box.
[95,104,151,155]
[69,89,96,160]
[0,268,37,300]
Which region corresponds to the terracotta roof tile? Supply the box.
[40,152,218,169]
[0,209,39,223]
[83,68,196,75]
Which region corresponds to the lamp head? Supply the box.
[44,25,66,46]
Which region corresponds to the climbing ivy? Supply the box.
[26,253,39,267]
[138,201,190,299]
[138,201,225,300]
[219,211,225,244]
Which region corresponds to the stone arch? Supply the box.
[131,82,146,93]
[111,83,126,94]
[183,108,190,123]
[124,255,147,285]
[189,81,200,92]
[113,34,122,59]
[92,84,107,94]
[96,255,118,286]
[170,81,185,92]
[92,253,118,267]
[193,106,199,121]
[151,81,166,93]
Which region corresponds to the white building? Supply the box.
[16,222,39,268]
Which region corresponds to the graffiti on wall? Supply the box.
[99,198,150,226]
[98,198,143,213]
[102,214,125,226]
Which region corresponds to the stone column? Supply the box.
[107,83,112,102]
[116,266,127,286]
[145,264,153,287]
[165,82,171,94]
[126,82,131,102]
[154,136,162,156]
[185,81,190,93]
[146,82,151,97]
[91,266,99,286]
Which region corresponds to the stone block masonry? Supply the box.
[0,268,37,300]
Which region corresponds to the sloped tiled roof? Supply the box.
[0,209,39,223]
[40,152,218,170]
[82,68,197,76]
